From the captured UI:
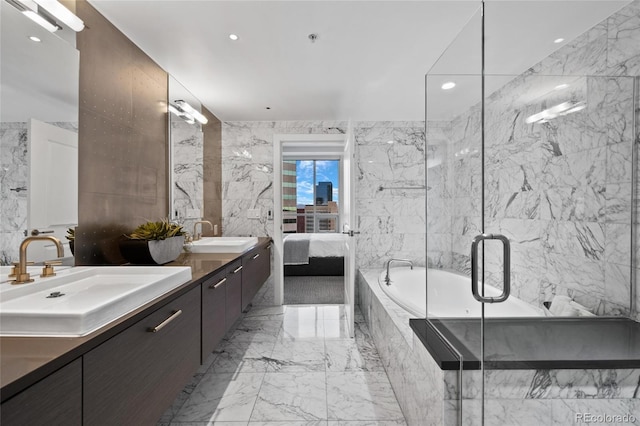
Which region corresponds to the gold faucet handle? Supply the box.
[9,261,34,277]
[42,260,63,278]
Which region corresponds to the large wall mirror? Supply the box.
[0,0,79,264]
[168,75,206,235]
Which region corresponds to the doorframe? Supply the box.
[272,133,348,305]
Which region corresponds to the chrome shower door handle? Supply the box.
[470,233,511,303]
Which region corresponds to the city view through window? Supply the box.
[282,160,340,233]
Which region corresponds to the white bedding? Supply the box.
[283,233,346,258]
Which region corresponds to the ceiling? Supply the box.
[87,1,629,122]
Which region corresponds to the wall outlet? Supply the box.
[247,209,260,219]
[267,209,273,220]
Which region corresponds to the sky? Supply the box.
[296,160,340,207]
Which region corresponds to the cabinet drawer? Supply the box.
[1,358,82,426]
[242,244,271,310]
[83,287,201,426]
[225,260,243,331]
[202,269,227,360]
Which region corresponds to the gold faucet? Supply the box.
[13,236,65,284]
[192,220,213,241]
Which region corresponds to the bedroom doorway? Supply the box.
[281,158,343,304]
[273,133,356,334]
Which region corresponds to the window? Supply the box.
[282,159,340,233]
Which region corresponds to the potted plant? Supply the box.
[119,218,186,265]
[66,227,75,255]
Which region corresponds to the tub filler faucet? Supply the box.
[385,258,413,286]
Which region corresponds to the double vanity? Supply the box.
[0,237,271,426]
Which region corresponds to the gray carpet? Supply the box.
[284,275,345,305]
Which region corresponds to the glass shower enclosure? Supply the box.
[425,1,639,424]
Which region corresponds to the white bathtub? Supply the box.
[378,267,544,318]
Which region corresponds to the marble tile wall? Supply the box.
[171,120,204,234]
[358,268,640,426]
[427,0,640,318]
[221,121,426,270]
[0,122,28,265]
[0,122,77,264]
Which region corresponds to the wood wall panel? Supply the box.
[75,0,168,265]
[203,107,222,235]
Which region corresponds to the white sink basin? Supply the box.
[0,266,192,337]
[188,237,259,253]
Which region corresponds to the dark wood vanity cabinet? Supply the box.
[241,243,271,311]
[1,358,82,426]
[1,240,273,426]
[225,259,244,331]
[201,259,244,360]
[83,287,201,426]
[201,268,228,360]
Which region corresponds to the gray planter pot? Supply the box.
[119,235,185,265]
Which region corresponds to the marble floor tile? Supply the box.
[173,372,264,423]
[210,341,277,373]
[319,305,366,324]
[325,339,385,372]
[244,306,287,321]
[251,372,328,421]
[280,315,325,340]
[227,319,283,343]
[324,319,352,340]
[248,422,328,426]
[283,305,326,321]
[326,372,405,421]
[169,422,249,426]
[320,305,348,321]
[268,339,327,372]
[327,422,407,426]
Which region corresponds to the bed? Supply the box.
[283,233,346,276]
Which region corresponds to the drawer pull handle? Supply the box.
[210,277,227,289]
[233,265,243,274]
[149,310,182,333]
[252,253,260,260]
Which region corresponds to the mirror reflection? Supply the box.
[0,0,79,264]
[168,76,205,235]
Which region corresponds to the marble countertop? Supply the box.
[0,237,271,401]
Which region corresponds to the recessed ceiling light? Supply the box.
[29,36,41,42]
[229,34,239,41]
[441,81,456,90]
[554,38,564,44]
[554,83,569,90]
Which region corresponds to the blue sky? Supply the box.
[296,160,340,207]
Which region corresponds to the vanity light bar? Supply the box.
[168,104,196,125]
[32,0,84,32]
[175,100,208,125]
[169,104,197,124]
[22,9,59,32]
[6,0,60,32]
